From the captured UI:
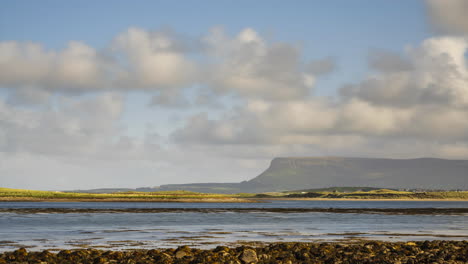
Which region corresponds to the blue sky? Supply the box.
[1,0,430,88]
[1,0,467,190]
[1,0,430,137]
[1,1,429,47]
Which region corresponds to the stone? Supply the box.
[175,248,192,259]
[240,249,258,264]
[0,241,467,263]
[258,253,270,261]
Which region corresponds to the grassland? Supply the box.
[1,187,467,202]
[0,188,252,202]
[271,188,468,200]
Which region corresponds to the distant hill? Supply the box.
[70,157,468,194]
[65,187,158,194]
[287,186,386,193]
[158,157,468,193]
[246,157,468,192]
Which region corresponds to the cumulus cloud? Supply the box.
[426,0,468,35]
[368,50,412,73]
[2,24,468,190]
[0,29,199,105]
[0,93,127,157]
[173,98,468,145]
[112,27,198,90]
[0,91,276,189]
[0,27,338,189]
[172,35,468,157]
[0,41,108,92]
[202,27,323,100]
[341,37,468,108]
[1,27,333,106]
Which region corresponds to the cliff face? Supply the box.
[247,157,468,191]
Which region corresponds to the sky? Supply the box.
[1,0,468,190]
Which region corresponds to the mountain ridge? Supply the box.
[247,156,468,191]
[69,157,468,193]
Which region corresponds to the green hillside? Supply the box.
[283,189,468,199]
[246,157,468,192]
[61,157,468,194]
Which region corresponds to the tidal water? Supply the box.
[0,200,467,251]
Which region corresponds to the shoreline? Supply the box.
[1,241,466,263]
[1,197,467,203]
[252,197,468,202]
[1,207,467,214]
[0,197,256,203]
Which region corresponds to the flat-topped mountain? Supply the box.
[246,157,468,192]
[71,157,468,194]
[155,157,468,193]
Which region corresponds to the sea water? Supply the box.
[0,200,467,251]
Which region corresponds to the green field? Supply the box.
[1,187,467,201]
[0,187,240,201]
[280,188,468,199]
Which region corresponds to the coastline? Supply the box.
[1,241,466,263]
[252,197,468,202]
[1,197,467,203]
[2,207,467,214]
[0,197,256,203]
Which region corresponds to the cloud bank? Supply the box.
[426,0,468,35]
[0,27,325,106]
[1,2,468,189]
[173,35,468,157]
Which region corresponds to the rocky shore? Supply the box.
[1,240,467,264]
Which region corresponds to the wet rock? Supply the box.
[0,240,466,263]
[157,252,173,263]
[240,248,258,264]
[175,246,193,259]
[258,253,270,261]
[13,248,27,257]
[213,246,230,252]
[93,256,108,264]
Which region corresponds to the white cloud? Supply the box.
[0,93,126,157]
[1,25,468,190]
[426,0,468,35]
[342,36,468,108]
[0,29,199,107]
[112,28,198,90]
[1,27,334,106]
[0,41,107,92]
[202,27,329,100]
[172,36,468,156]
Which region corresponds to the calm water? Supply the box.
[0,201,467,251]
